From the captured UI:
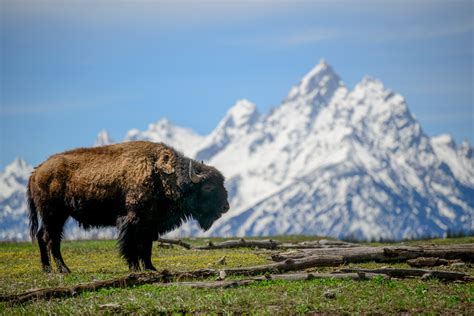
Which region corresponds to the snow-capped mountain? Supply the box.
[94,129,114,147]
[204,73,473,240]
[0,158,33,240]
[1,59,472,241]
[431,134,473,187]
[125,118,204,157]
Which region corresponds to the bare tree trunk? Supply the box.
[222,255,344,276]
[338,268,472,281]
[407,257,464,267]
[272,244,474,263]
[157,238,193,249]
[195,238,280,250]
[155,238,359,250]
[157,272,386,289]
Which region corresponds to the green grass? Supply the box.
[0,236,473,314]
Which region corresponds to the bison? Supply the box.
[27,141,229,273]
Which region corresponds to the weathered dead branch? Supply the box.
[278,239,360,249]
[407,257,464,268]
[155,238,359,250]
[1,270,387,304]
[156,238,193,249]
[195,238,280,250]
[0,255,343,304]
[157,272,386,289]
[338,267,472,281]
[224,255,344,276]
[3,248,471,305]
[0,271,175,304]
[271,244,474,263]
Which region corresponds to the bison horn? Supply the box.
[189,161,204,183]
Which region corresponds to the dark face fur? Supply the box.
[188,165,230,231]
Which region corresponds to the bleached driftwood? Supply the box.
[157,272,386,289]
[0,255,343,304]
[4,252,471,304]
[195,238,280,250]
[156,238,193,249]
[406,257,464,267]
[156,238,359,250]
[271,244,474,263]
[338,267,472,281]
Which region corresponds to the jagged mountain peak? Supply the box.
[3,157,31,178]
[220,99,259,129]
[94,129,114,147]
[0,157,32,201]
[432,134,456,148]
[351,76,392,99]
[195,99,260,162]
[125,117,204,157]
[152,117,173,129]
[286,59,344,102]
[459,140,473,159]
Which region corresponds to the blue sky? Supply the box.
[1,0,472,169]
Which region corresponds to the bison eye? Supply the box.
[202,184,214,192]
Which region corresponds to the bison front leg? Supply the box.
[138,231,157,271]
[117,217,141,272]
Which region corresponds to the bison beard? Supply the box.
[27,141,229,273]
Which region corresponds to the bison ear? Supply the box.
[189,161,205,183]
[157,150,175,174]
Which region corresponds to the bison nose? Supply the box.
[222,202,230,213]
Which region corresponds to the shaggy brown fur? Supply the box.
[28,141,229,273]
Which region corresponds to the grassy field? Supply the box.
[0,236,473,314]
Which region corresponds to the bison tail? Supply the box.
[27,185,38,242]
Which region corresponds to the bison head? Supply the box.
[188,161,229,230]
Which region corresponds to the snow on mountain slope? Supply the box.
[172,60,472,240]
[1,59,472,241]
[431,134,473,187]
[0,158,33,240]
[206,74,473,240]
[195,99,259,163]
[125,118,204,157]
[94,129,114,147]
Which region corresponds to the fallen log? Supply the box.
[338,268,472,281]
[0,255,343,304]
[157,272,387,289]
[2,269,389,304]
[155,238,359,250]
[271,244,474,263]
[195,238,280,250]
[4,251,470,305]
[156,238,193,249]
[278,239,360,249]
[407,257,464,268]
[0,271,175,304]
[222,255,344,276]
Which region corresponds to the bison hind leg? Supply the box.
[36,225,52,273]
[43,215,71,274]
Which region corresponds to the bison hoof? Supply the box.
[144,266,157,271]
[59,266,71,274]
[42,266,52,273]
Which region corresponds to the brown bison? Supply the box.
[28,141,229,273]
